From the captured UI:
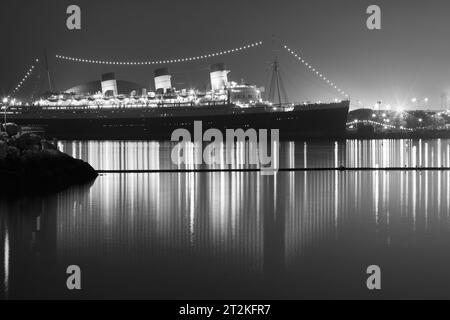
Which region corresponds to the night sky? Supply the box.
[2,0,450,110]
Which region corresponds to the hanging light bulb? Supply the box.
[284,45,349,98]
[55,40,263,65]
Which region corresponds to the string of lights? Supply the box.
[55,41,263,66]
[283,45,349,99]
[10,59,39,97]
[346,119,413,131]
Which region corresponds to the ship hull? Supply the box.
[6,102,349,140]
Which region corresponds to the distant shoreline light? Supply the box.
[55,41,263,66]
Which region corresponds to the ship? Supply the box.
[2,62,349,140]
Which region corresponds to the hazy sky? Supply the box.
[1,0,450,110]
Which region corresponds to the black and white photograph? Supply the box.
[1,0,450,307]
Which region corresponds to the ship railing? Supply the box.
[9,99,230,112]
[156,100,228,108]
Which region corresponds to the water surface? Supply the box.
[1,139,450,299]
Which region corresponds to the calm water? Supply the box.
[1,139,450,299]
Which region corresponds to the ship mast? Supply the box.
[44,49,53,92]
[268,37,289,106]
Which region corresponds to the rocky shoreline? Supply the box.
[0,123,98,196]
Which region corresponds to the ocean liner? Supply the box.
[2,62,349,140]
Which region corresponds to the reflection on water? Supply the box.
[59,139,450,170]
[3,228,8,298]
[1,140,450,299]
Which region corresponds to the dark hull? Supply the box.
[7,102,349,140]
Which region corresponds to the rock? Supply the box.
[0,149,98,196]
[0,132,8,141]
[53,138,59,150]
[41,139,57,150]
[6,146,20,159]
[16,133,42,151]
[0,122,98,196]
[0,141,6,160]
[3,123,21,137]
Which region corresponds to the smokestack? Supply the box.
[154,68,172,93]
[210,63,229,91]
[101,72,118,96]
